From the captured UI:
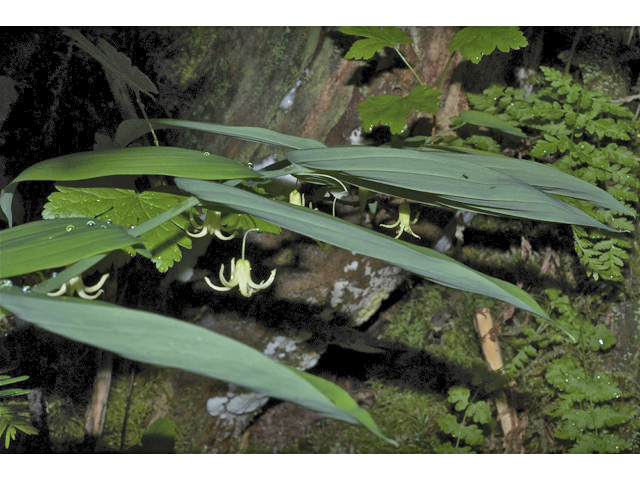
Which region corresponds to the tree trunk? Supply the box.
[152,26,469,160]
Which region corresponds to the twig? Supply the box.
[610,92,640,104]
[119,366,136,451]
[562,27,584,76]
[473,307,519,451]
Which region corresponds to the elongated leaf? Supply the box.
[0,286,396,445]
[61,28,158,97]
[0,376,29,388]
[458,110,527,138]
[285,146,618,231]
[0,218,142,278]
[115,118,326,150]
[0,147,257,227]
[7,147,257,185]
[423,145,634,216]
[174,177,553,322]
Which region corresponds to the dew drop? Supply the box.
[0,279,13,288]
[22,286,31,294]
[100,225,107,229]
[86,220,96,227]
[247,162,254,169]
[106,220,112,225]
[598,339,604,345]
[130,225,135,229]
[66,224,74,232]
[51,272,57,278]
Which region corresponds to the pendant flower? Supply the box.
[205,229,276,298]
[47,273,110,300]
[205,257,276,298]
[187,209,239,240]
[289,189,313,209]
[380,202,420,239]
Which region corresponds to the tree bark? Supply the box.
[152,27,469,160]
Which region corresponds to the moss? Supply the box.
[45,394,86,448]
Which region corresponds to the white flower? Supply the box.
[47,273,110,300]
[380,202,420,239]
[205,258,276,298]
[187,209,239,240]
[205,228,276,298]
[289,189,314,209]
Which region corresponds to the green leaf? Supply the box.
[42,186,196,272]
[467,401,492,424]
[1,146,258,227]
[449,27,528,64]
[0,286,396,445]
[8,147,258,185]
[358,87,441,134]
[426,146,634,217]
[286,146,622,231]
[0,218,142,278]
[589,324,616,351]
[437,414,483,446]
[569,433,630,454]
[61,28,158,97]
[447,386,470,411]
[115,118,326,150]
[174,177,554,322]
[458,110,527,138]
[340,26,412,60]
[0,375,29,388]
[128,417,177,453]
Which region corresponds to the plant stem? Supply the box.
[393,48,423,87]
[135,91,159,147]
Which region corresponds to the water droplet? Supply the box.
[51,272,57,278]
[100,225,107,229]
[130,225,135,229]
[598,339,604,345]
[86,220,96,227]
[247,162,254,169]
[0,279,13,288]
[66,224,74,232]
[22,286,31,294]
[106,220,112,225]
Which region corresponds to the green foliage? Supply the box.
[465,66,638,281]
[0,370,38,449]
[435,387,491,453]
[448,27,528,64]
[545,354,631,453]
[340,26,527,136]
[43,186,196,272]
[126,417,177,453]
[540,290,632,453]
[1,26,635,451]
[545,289,617,352]
[357,87,441,134]
[340,26,412,60]
[61,27,158,98]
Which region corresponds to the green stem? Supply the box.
[135,91,159,147]
[393,48,424,87]
[241,228,259,260]
[437,52,457,92]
